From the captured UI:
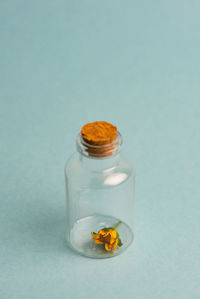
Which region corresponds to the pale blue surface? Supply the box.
[0,1,200,298]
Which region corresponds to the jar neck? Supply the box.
[76,131,123,170]
[78,152,121,171]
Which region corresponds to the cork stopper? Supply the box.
[81,121,117,145]
[81,121,118,157]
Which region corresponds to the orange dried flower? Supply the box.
[91,226,122,252]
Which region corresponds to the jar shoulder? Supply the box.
[65,153,135,180]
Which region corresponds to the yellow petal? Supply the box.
[113,239,119,251]
[110,237,116,245]
[95,240,104,244]
[99,230,107,235]
[91,233,101,240]
[105,243,112,251]
[111,230,117,239]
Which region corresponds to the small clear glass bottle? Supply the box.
[65,122,135,258]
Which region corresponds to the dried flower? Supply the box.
[91,223,122,252]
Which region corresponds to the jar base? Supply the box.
[68,214,133,259]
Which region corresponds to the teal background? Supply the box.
[1,0,200,298]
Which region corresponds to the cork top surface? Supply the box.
[81,121,117,146]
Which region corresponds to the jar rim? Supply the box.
[76,131,123,159]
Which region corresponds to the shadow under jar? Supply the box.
[65,121,135,258]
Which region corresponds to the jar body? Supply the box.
[65,152,135,258]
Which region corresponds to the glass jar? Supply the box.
[65,123,135,258]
